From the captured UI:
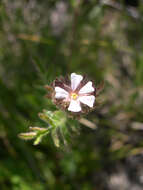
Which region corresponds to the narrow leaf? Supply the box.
[18,132,37,140]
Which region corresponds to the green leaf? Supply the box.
[51,128,60,147]
[18,132,37,140]
[38,111,56,127]
[29,126,48,132]
[33,130,49,145]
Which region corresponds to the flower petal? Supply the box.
[79,95,95,107]
[68,100,81,112]
[79,81,94,94]
[71,73,83,91]
[55,87,69,99]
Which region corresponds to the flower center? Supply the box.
[71,93,78,100]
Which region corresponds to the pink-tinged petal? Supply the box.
[68,99,81,112]
[79,95,95,107]
[71,73,83,91]
[55,87,69,99]
[79,81,94,94]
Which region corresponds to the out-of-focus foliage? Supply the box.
[0,0,143,189]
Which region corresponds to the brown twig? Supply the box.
[79,118,97,129]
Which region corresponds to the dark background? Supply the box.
[0,0,143,189]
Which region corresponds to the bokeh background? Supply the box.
[1,0,143,189]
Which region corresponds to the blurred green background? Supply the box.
[1,0,143,189]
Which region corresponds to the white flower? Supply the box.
[54,73,96,113]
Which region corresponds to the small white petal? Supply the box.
[55,87,69,99]
[68,99,81,112]
[79,95,95,107]
[79,81,94,94]
[71,73,83,91]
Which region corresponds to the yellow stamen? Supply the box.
[71,93,78,100]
